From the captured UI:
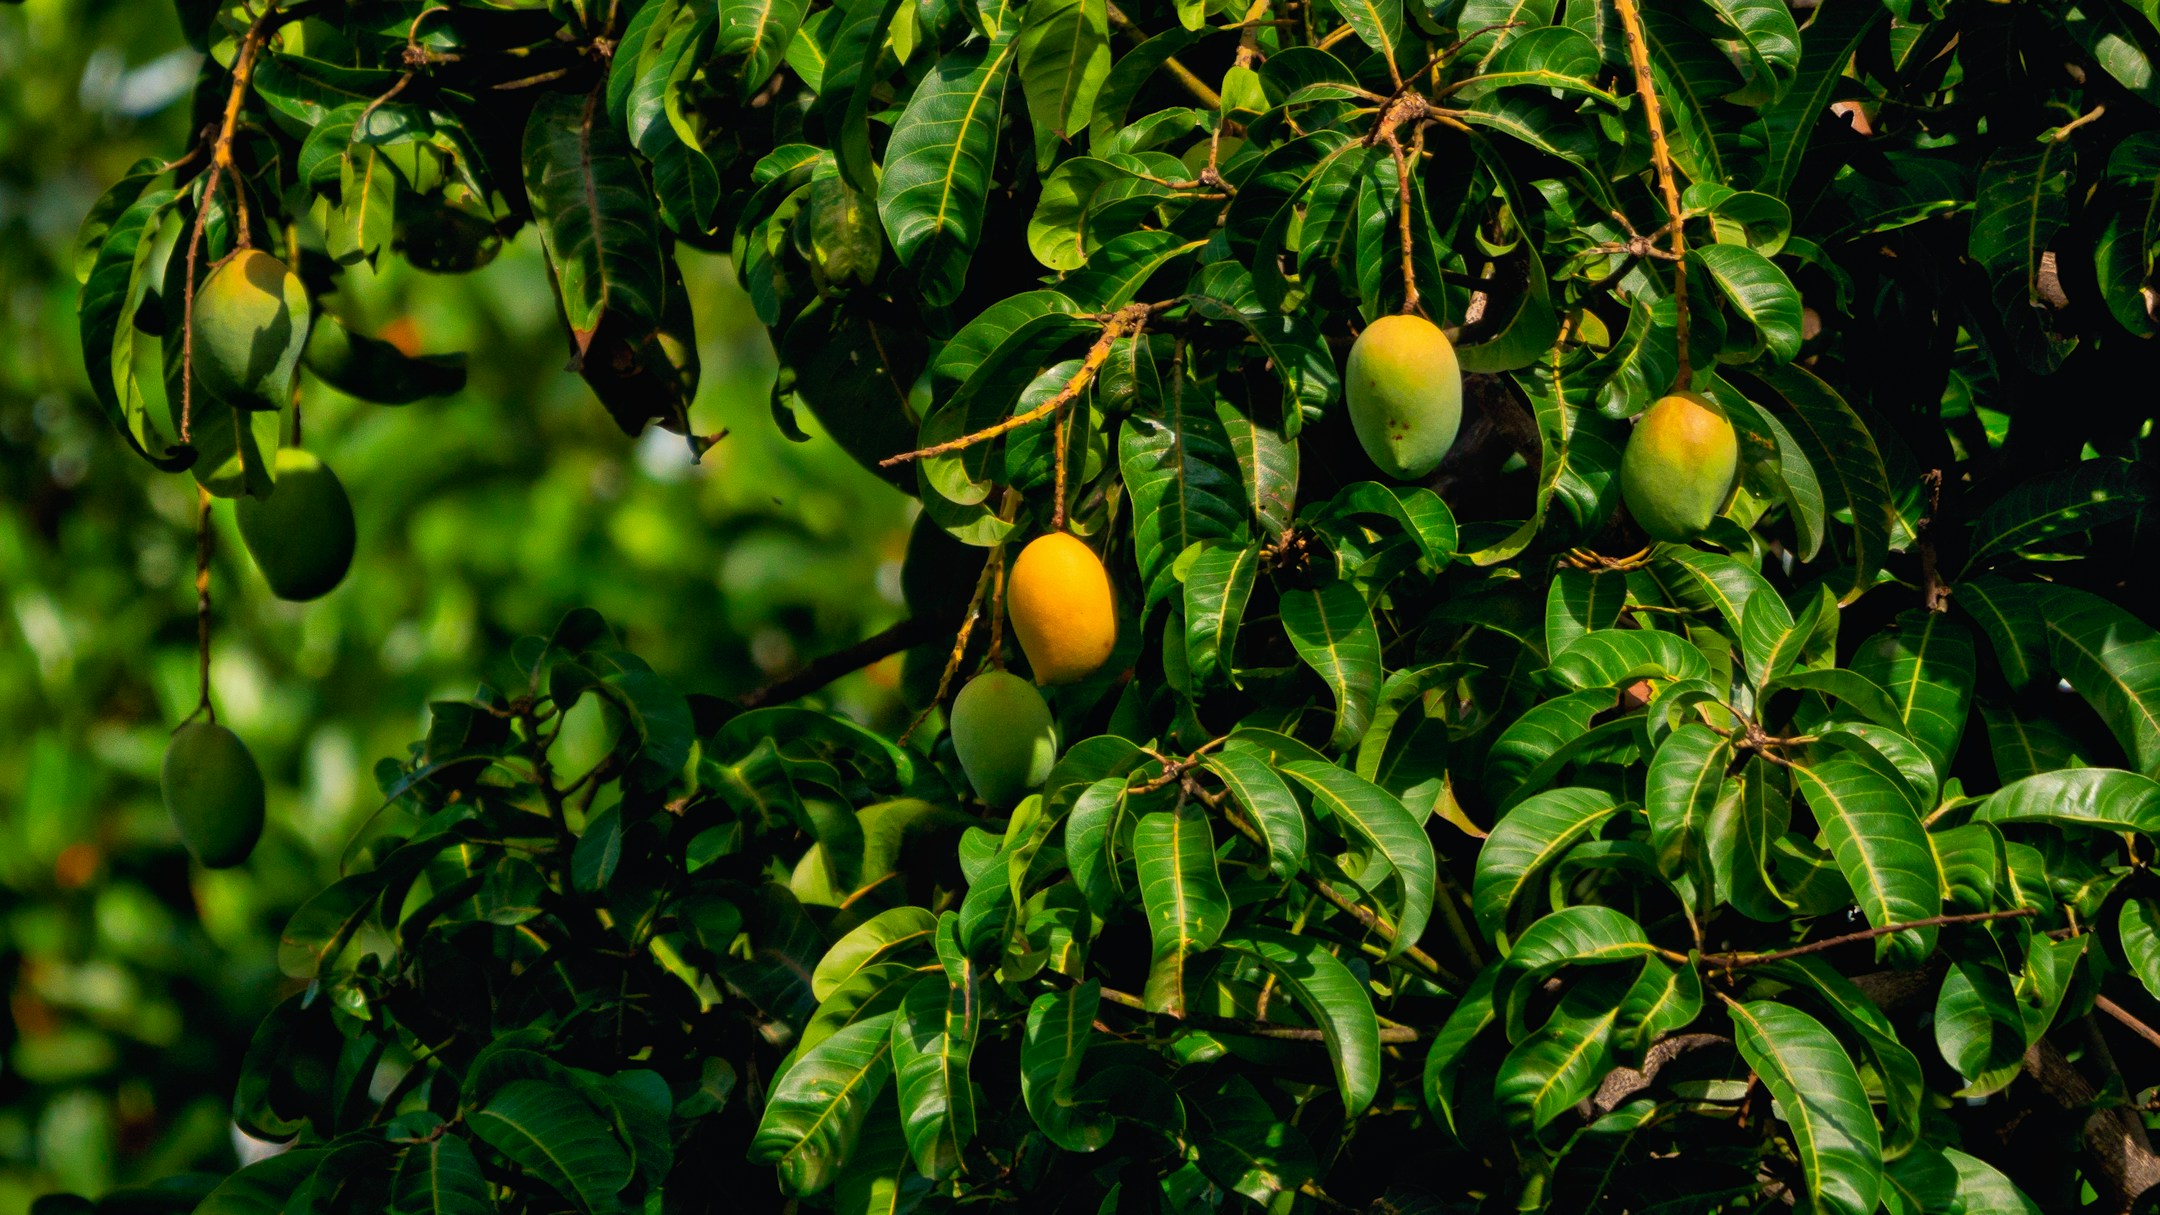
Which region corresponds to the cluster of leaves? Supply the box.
[61,0,2160,1212]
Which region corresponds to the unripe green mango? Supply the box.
[237,448,356,601]
[193,249,310,411]
[161,722,265,869]
[950,671,1058,806]
[1620,390,1739,543]
[1344,314,1463,480]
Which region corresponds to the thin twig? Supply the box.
[2097,994,2160,1054]
[1700,908,2036,969]
[880,305,1150,467]
[186,486,215,726]
[1098,985,1421,1042]
[738,617,940,709]
[1611,0,1689,388]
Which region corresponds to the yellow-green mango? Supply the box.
[1620,390,1739,542]
[193,249,310,411]
[1344,314,1462,480]
[1008,532,1118,685]
[950,671,1059,806]
[236,448,356,600]
[161,722,265,869]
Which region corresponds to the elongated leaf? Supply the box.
[722,0,810,100]
[815,907,938,1001]
[891,959,977,1180]
[1335,0,1404,68]
[1763,957,1925,1160]
[472,1079,634,1213]
[1793,749,1942,964]
[1646,723,1732,900]
[1973,767,2160,834]
[1746,363,1894,600]
[1122,396,1248,605]
[1965,458,2154,571]
[1971,142,2077,373]
[1693,244,1803,362]
[1549,629,1710,690]
[1496,969,1630,1131]
[1278,761,1435,955]
[1546,568,1626,659]
[1280,582,1383,751]
[1136,806,1230,1014]
[1016,0,1111,169]
[1220,929,1380,1115]
[1472,787,1620,940]
[1760,0,1882,195]
[1185,542,1258,691]
[2122,897,2160,1002]
[878,34,1018,307]
[1728,1001,1884,1215]
[1205,740,1307,879]
[79,188,191,470]
[391,1132,491,1215]
[2035,585,2160,776]
[749,1012,899,1196]
[523,92,666,357]
[1851,611,1975,780]
[1021,982,1112,1151]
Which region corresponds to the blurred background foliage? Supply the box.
[0,0,914,1205]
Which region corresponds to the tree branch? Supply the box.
[738,616,941,709]
[1699,908,2036,969]
[1098,985,1421,1042]
[1610,0,1690,387]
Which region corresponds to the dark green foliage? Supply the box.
[59,0,2160,1212]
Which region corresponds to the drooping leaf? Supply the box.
[1219,929,1381,1116]
[1728,1000,1884,1215]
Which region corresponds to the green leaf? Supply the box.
[1648,543,1778,639]
[1472,787,1621,941]
[1693,244,1804,362]
[391,1132,491,1215]
[471,1079,634,1213]
[813,907,938,1001]
[2034,584,2160,776]
[1136,805,1230,1015]
[1495,968,1631,1131]
[1450,27,1616,104]
[2123,897,2160,1003]
[1851,610,1975,780]
[1484,688,1609,808]
[1792,749,1942,965]
[720,0,811,101]
[1979,704,2088,783]
[1728,1000,1884,1215]
[1184,542,1258,691]
[2095,131,2160,337]
[891,956,977,1180]
[749,1011,899,1195]
[1970,142,2077,373]
[1280,582,1383,751]
[1334,0,1404,68]
[327,143,398,267]
[1744,362,1894,601]
[1964,458,2153,571]
[1943,1148,2043,1215]
[1549,629,1710,690]
[1759,0,1880,194]
[1017,0,1112,170]
[1973,767,2160,833]
[1499,906,1659,1008]
[1646,723,1732,901]
[1278,761,1435,956]
[878,32,1018,307]
[1204,739,1308,879]
[195,1150,329,1215]
[1546,567,1626,659]
[1122,392,1248,605]
[1021,981,1113,1151]
[1958,576,2045,691]
[522,91,666,358]
[79,187,191,471]
[1771,669,1908,734]
[1762,957,1926,1160]
[1219,929,1381,1116]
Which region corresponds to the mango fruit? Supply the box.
[950,671,1058,806]
[1008,532,1117,685]
[1620,390,1739,542]
[1344,314,1462,480]
[193,249,311,411]
[236,448,356,600]
[161,722,265,869]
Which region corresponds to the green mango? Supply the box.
[1344,314,1463,480]
[192,248,310,411]
[161,722,265,869]
[237,448,356,600]
[1620,390,1739,542]
[950,671,1058,806]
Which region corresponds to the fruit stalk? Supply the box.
[192,485,215,724]
[1611,0,1689,387]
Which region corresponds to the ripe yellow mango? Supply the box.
[1007,532,1117,685]
[1344,314,1462,480]
[1620,390,1739,543]
[950,671,1058,805]
[236,448,356,600]
[161,722,265,869]
[194,249,310,411]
